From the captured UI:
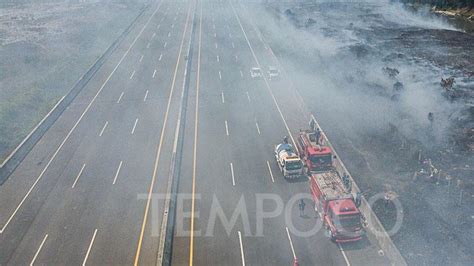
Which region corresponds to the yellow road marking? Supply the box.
[189,2,202,266]
[133,2,193,265]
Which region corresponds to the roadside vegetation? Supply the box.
[0,0,146,162]
[400,0,474,20]
[254,1,473,264]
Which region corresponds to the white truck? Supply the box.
[250,67,262,78]
[268,66,279,79]
[274,142,304,179]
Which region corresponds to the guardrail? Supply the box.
[0,5,149,185]
[310,114,406,266]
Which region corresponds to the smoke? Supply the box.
[242,0,467,148]
[372,0,458,30]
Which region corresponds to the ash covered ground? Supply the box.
[0,0,146,161]
[245,0,473,264]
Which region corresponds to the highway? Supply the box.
[0,0,395,265]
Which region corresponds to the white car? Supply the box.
[250,67,262,78]
[268,66,279,79]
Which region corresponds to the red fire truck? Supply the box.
[310,171,363,242]
[301,117,363,242]
[297,123,333,172]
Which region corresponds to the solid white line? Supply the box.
[338,243,351,266]
[217,55,219,62]
[153,69,157,78]
[130,70,136,79]
[0,0,163,236]
[238,231,245,266]
[30,234,48,266]
[230,163,235,186]
[219,70,222,80]
[246,91,251,102]
[72,163,86,189]
[139,55,144,62]
[99,121,108,137]
[225,120,229,136]
[144,90,149,102]
[164,42,168,48]
[266,161,275,183]
[131,118,139,134]
[232,42,235,48]
[159,53,163,61]
[285,227,296,260]
[221,91,225,103]
[112,161,123,185]
[256,122,261,135]
[1,95,64,168]
[82,229,98,266]
[240,70,243,77]
[117,91,124,103]
[231,2,297,146]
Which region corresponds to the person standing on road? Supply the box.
[315,128,321,145]
[343,173,349,186]
[299,199,306,217]
[310,118,316,131]
[355,192,362,207]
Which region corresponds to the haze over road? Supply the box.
[0,0,395,265]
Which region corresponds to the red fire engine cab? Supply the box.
[297,124,333,172]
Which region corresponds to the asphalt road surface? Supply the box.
[0,0,393,265]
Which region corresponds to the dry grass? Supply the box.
[0,0,145,161]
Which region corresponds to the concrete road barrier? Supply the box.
[0,5,148,185]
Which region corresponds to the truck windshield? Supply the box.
[337,215,361,230]
[309,154,332,165]
[286,160,303,170]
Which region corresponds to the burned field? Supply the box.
[250,1,473,265]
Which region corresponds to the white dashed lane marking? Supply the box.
[117,91,124,104]
[99,121,108,137]
[112,161,123,185]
